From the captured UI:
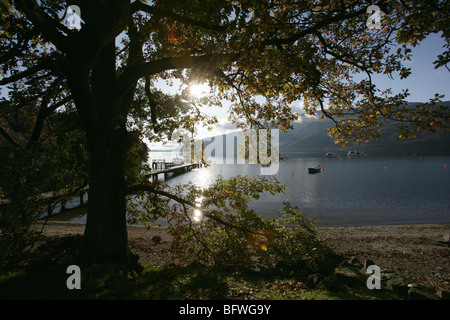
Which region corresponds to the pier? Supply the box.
[0,188,88,220]
[149,162,200,181]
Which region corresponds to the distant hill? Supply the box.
[202,101,450,158]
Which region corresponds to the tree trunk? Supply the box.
[79,126,138,270]
[64,36,140,270]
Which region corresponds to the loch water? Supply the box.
[157,152,450,227]
[51,152,450,227]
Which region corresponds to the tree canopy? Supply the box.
[0,0,449,269]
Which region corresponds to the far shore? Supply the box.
[32,221,450,291]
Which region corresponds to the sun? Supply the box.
[189,82,209,98]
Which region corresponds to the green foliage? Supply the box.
[0,258,383,300]
[0,110,89,269]
[0,234,394,300]
[128,175,331,272]
[0,215,37,270]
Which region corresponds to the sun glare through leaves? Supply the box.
[189,83,210,98]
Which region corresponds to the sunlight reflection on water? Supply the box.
[54,154,450,226]
[192,196,204,223]
[163,155,450,226]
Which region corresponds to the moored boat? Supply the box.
[308,166,321,173]
[347,150,361,157]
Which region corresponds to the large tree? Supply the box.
[1,0,448,269]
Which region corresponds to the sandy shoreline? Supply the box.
[33,221,450,291]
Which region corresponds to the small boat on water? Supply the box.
[347,150,361,157]
[308,166,321,173]
[325,152,337,158]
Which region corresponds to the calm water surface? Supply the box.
[157,153,450,226]
[55,153,449,227]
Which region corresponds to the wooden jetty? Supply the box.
[149,163,200,181]
[0,188,88,220]
[1,161,202,214]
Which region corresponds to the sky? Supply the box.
[368,33,450,102]
[149,33,450,150]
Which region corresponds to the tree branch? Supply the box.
[144,75,158,131]
[131,1,229,32]
[126,184,253,235]
[127,183,195,207]
[13,0,70,51]
[260,6,368,48]
[26,95,72,151]
[0,125,23,150]
[313,31,368,71]
[0,29,38,64]
[0,59,55,86]
[118,54,221,90]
